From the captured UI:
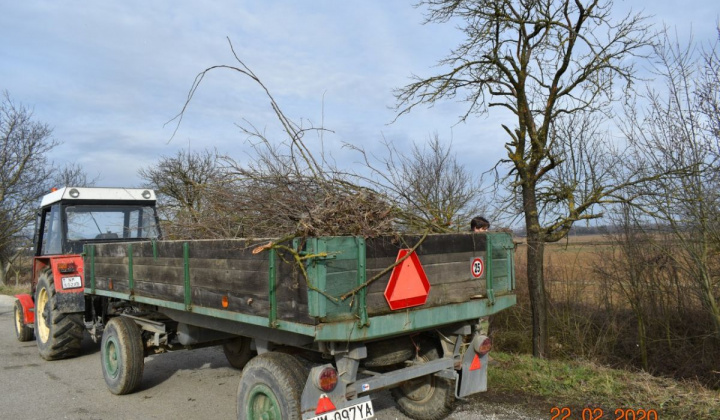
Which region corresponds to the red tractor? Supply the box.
[13,187,160,360]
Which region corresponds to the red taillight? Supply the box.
[314,367,338,392]
[57,262,77,274]
[473,335,492,356]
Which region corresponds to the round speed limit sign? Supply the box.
[471,257,485,278]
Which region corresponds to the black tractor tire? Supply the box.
[223,336,255,369]
[14,300,34,342]
[101,316,145,395]
[236,352,305,420]
[390,339,456,420]
[34,269,83,360]
[363,337,415,368]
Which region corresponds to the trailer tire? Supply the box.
[364,337,415,368]
[390,340,455,420]
[236,352,304,420]
[34,269,83,360]
[101,316,145,395]
[14,300,34,342]
[223,336,254,369]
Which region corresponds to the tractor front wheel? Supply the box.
[14,300,34,342]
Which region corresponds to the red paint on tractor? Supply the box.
[14,294,35,324]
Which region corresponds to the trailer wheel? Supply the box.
[14,300,34,342]
[236,352,304,420]
[390,340,455,420]
[223,336,254,369]
[101,316,145,395]
[364,337,415,368]
[34,269,83,360]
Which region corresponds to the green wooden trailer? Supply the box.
[83,232,516,420]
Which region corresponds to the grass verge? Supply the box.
[478,352,720,420]
[0,283,30,296]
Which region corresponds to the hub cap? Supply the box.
[36,287,50,342]
[246,384,281,420]
[104,337,120,378]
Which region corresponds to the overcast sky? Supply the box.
[1,1,718,188]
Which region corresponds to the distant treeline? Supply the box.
[511,224,682,237]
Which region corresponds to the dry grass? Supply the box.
[483,351,720,420]
[0,283,30,296]
[515,235,609,305]
[501,232,720,390]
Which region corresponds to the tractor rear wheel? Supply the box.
[34,269,83,360]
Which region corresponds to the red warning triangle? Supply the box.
[315,394,336,414]
[384,249,431,310]
[470,354,482,371]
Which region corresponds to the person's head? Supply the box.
[471,216,490,232]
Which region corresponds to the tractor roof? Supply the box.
[40,187,157,207]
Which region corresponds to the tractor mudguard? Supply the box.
[14,294,35,324]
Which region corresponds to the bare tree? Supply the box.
[53,162,99,188]
[0,91,57,286]
[138,148,237,239]
[352,133,485,233]
[395,0,656,357]
[623,28,720,337]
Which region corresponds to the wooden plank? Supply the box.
[191,287,315,325]
[94,263,129,279]
[192,287,270,316]
[131,265,186,286]
[133,281,184,303]
[189,268,270,292]
[364,280,486,317]
[365,233,487,258]
[130,257,269,271]
[91,276,129,294]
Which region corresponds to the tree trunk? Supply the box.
[636,311,648,371]
[0,260,7,287]
[523,185,549,358]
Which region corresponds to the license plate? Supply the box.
[308,399,374,420]
[61,276,82,289]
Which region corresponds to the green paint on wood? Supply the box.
[356,236,368,328]
[486,234,495,304]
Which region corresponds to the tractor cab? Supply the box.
[14,187,162,358]
[35,187,161,256]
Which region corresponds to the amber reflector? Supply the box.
[222,295,229,308]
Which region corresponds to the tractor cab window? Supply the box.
[65,205,160,241]
[41,204,63,255]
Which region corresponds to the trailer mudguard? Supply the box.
[457,347,489,398]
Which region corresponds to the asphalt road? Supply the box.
[0,294,540,420]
